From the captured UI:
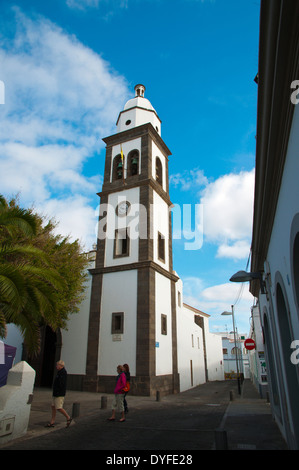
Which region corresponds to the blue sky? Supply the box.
[0,0,260,334]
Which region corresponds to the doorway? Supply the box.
[25,326,62,387]
[40,326,58,387]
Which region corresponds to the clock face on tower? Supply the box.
[116,201,130,216]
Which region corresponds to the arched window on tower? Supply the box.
[112,154,123,181]
[156,157,162,186]
[128,150,139,177]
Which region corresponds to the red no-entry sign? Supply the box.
[244,338,256,350]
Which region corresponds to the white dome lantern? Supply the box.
[134,83,145,97]
[116,84,161,135]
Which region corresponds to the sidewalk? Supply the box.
[0,379,288,450]
[216,380,288,450]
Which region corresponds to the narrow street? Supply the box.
[1,380,287,451]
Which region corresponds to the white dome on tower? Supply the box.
[116,84,161,135]
[124,96,156,112]
[123,84,156,112]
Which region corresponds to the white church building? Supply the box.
[247,1,299,449]
[5,84,224,395]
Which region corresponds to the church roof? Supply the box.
[183,303,210,318]
[123,96,156,113]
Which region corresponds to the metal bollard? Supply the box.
[156,391,160,402]
[101,396,107,409]
[214,428,228,450]
[72,402,80,419]
[229,390,234,401]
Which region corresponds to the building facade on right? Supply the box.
[250,0,299,450]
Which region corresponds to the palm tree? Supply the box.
[0,196,65,355]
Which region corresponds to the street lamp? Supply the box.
[221,306,241,394]
[229,270,266,294]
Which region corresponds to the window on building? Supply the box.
[114,228,129,257]
[231,346,241,357]
[156,157,162,186]
[191,334,194,347]
[158,232,165,262]
[190,360,193,386]
[111,312,124,334]
[223,348,228,355]
[161,314,167,335]
[178,291,181,307]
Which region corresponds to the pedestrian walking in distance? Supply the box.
[45,360,72,428]
[123,363,130,413]
[108,365,127,422]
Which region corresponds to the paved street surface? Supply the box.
[1,380,288,452]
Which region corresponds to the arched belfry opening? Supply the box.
[112,154,123,181]
[128,149,139,177]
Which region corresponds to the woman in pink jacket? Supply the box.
[108,365,127,422]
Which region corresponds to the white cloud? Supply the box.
[182,277,255,333]
[0,9,130,249]
[39,196,98,250]
[171,168,254,259]
[200,282,252,304]
[170,168,208,191]
[217,240,251,260]
[1,9,128,143]
[200,169,255,259]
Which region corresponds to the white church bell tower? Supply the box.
[84,85,179,396]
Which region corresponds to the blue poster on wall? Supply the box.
[0,342,17,387]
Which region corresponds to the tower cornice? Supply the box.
[89,260,180,283]
[102,122,172,158]
[97,177,174,207]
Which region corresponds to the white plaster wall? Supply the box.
[257,104,299,446]
[205,328,224,381]
[260,103,299,342]
[135,108,160,134]
[60,260,94,375]
[105,187,140,267]
[117,108,137,133]
[155,272,172,375]
[117,107,161,135]
[177,305,206,391]
[152,191,169,270]
[98,270,138,376]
